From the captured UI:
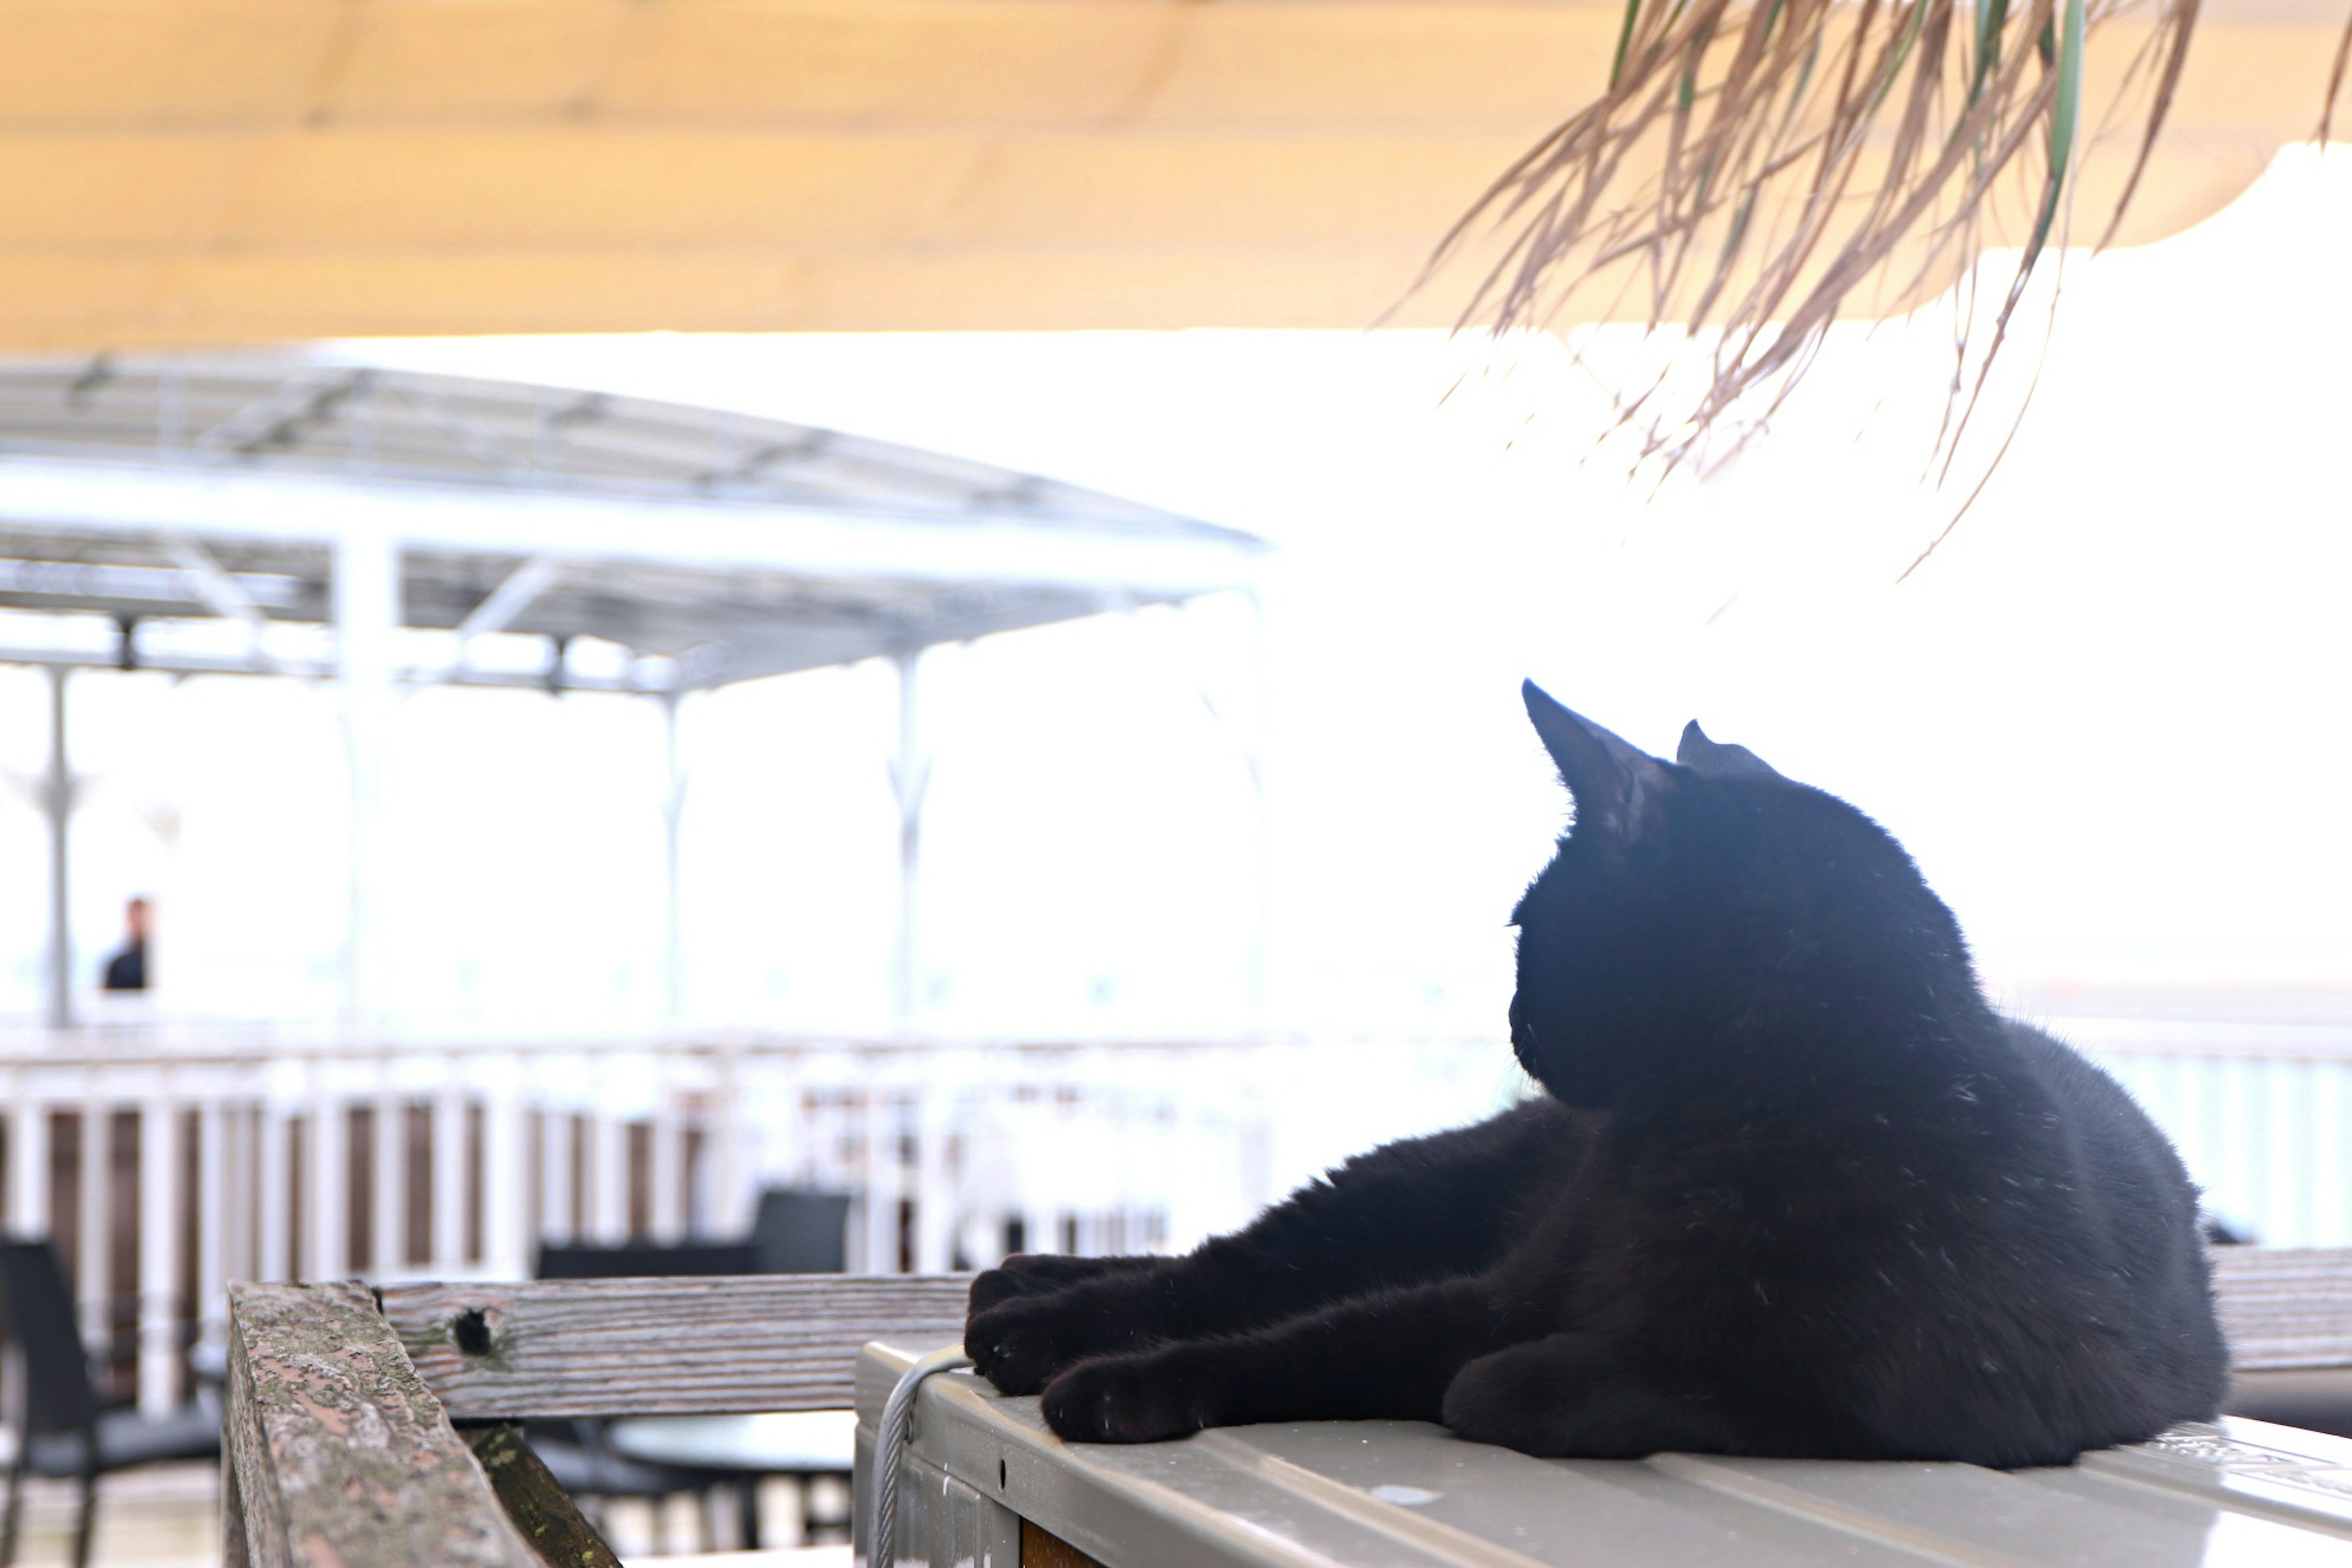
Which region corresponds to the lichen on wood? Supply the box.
[465,1425,620,1568]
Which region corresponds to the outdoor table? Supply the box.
[608,1411,857,1544]
[609,1411,858,1473]
[857,1335,2352,1567]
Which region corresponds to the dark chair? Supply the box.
[527,1240,743,1549]
[749,1189,852,1275]
[534,1241,758,1279]
[0,1240,217,1568]
[742,1189,854,1542]
[529,1212,850,1548]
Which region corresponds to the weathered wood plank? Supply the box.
[466,1425,622,1568]
[380,1275,973,1418]
[227,1280,537,1568]
[2212,1246,2352,1370]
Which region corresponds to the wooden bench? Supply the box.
[2211,1246,2352,1436]
[224,1249,2352,1567]
[223,1275,968,1567]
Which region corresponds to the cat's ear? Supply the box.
[1522,681,1669,839]
[1676,720,1786,783]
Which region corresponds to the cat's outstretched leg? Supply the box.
[1440,1335,1738,1458]
[970,1097,1587,1394]
[1039,1277,1514,1443]
[968,1254,1156,1316]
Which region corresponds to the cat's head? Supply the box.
[1509,681,1975,1107]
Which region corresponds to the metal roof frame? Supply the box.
[0,354,1267,692]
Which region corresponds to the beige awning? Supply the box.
[0,0,2337,345]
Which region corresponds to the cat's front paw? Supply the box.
[967,1292,1120,1396]
[1041,1354,1209,1444]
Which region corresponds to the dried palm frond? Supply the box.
[2323,8,2352,141]
[1430,0,2201,481]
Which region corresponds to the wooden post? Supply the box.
[225,1281,535,1568]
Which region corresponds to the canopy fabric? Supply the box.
[0,0,2334,344]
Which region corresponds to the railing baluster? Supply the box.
[432,1078,467,1273]
[861,1082,896,1272]
[914,1074,952,1274]
[138,1096,180,1414]
[2274,1059,2315,1248]
[309,1092,348,1291]
[78,1100,108,1354]
[7,1091,47,1238]
[258,1102,291,1283]
[375,1083,404,1278]
[233,1101,260,1286]
[538,1106,572,1248]
[198,1100,229,1357]
[650,1101,685,1246]
[593,1114,628,1245]
[712,1043,745,1237]
[481,1059,529,1280]
[2317,1063,2350,1247]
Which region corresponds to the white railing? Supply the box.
[2,1012,2337,1423]
[0,1026,1515,1419]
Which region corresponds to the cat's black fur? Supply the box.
[966,684,2226,1465]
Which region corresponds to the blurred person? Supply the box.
[100,896,149,992]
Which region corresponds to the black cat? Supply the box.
[965,684,2226,1466]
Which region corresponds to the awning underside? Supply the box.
[0,356,1267,692]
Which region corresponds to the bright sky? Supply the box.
[2,147,2347,1036]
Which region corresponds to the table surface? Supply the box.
[857,1336,2352,1567]
[608,1410,857,1472]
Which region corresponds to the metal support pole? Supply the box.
[659,691,686,1026]
[42,666,74,1030]
[336,524,400,1028]
[888,652,929,1035]
[1245,587,1272,1025]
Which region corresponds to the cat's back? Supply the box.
[1995,1019,2222,1332]
[1874,1016,2230,1458]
